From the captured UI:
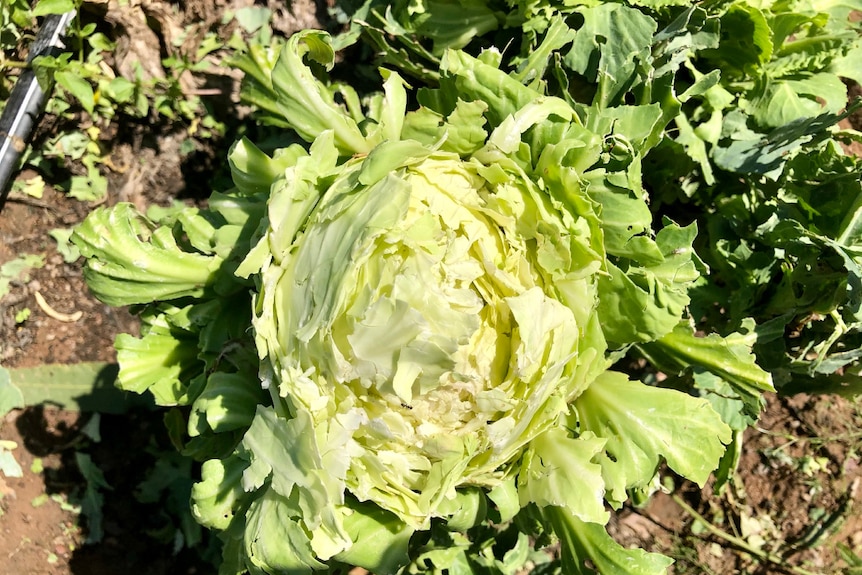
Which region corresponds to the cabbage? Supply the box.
[250,142,608,519]
[72,30,750,575]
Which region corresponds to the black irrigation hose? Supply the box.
[0,11,76,211]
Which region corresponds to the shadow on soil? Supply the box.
[14,405,219,575]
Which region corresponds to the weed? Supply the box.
[1,0,261,203]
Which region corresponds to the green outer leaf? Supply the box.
[209,190,269,229]
[830,43,862,85]
[407,0,501,54]
[334,498,414,575]
[270,31,371,154]
[0,367,24,417]
[512,16,576,85]
[518,426,608,525]
[593,104,664,153]
[189,372,267,435]
[243,486,327,573]
[401,100,490,156]
[191,456,249,531]
[575,371,731,504]
[712,107,855,178]
[72,204,224,306]
[636,321,775,419]
[228,137,303,196]
[751,74,847,128]
[486,97,573,154]
[439,50,537,128]
[357,139,434,187]
[692,371,757,431]
[596,222,700,346]
[440,487,487,531]
[584,172,652,258]
[241,406,350,559]
[7,362,151,414]
[487,477,520,523]
[228,43,286,126]
[564,4,657,108]
[709,3,773,72]
[115,324,203,407]
[376,69,409,143]
[441,100,489,155]
[543,506,673,575]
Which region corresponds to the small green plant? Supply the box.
[0,0,32,81]
[1,0,244,202]
[838,542,862,574]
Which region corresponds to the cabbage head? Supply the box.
[249,123,609,524]
[72,30,742,575]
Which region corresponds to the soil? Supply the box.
[2,2,862,575]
